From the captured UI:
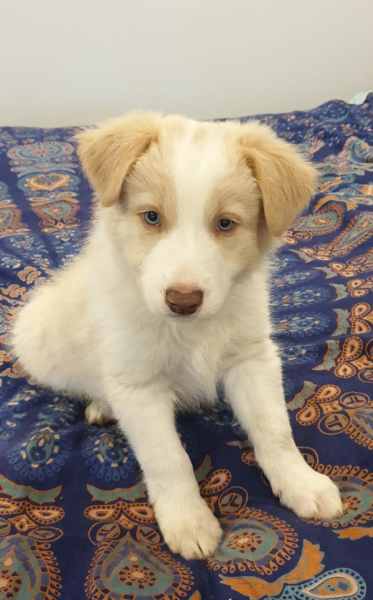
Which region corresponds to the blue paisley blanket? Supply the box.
[0,96,372,600]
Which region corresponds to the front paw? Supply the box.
[275,467,343,521]
[155,496,222,560]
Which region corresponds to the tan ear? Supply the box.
[76,112,161,207]
[240,123,318,237]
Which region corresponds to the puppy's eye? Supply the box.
[216,218,236,232]
[143,211,161,226]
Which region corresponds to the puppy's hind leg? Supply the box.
[85,398,116,426]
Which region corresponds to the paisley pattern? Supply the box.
[316,248,373,279]
[0,95,372,597]
[8,142,80,235]
[346,276,373,298]
[271,284,334,309]
[209,508,298,576]
[294,212,373,262]
[290,383,373,450]
[82,426,136,483]
[0,474,63,599]
[285,202,345,244]
[85,477,194,599]
[220,542,366,600]
[272,569,366,600]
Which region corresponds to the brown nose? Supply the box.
[165,286,203,315]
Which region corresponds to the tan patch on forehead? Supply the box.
[206,164,260,225]
[125,143,177,228]
[205,163,262,269]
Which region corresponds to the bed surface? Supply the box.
[0,96,372,600]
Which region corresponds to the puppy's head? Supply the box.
[77,113,317,319]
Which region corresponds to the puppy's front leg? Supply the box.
[106,377,222,559]
[224,340,343,520]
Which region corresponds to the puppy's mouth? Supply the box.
[167,303,201,316]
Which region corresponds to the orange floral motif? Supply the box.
[30,193,79,233]
[348,303,373,334]
[0,264,47,380]
[315,334,373,383]
[0,201,29,238]
[17,266,43,285]
[290,383,373,449]
[347,276,373,298]
[221,540,324,600]
[317,247,373,279]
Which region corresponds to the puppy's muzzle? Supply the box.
[165,286,203,315]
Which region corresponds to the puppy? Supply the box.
[12,113,343,559]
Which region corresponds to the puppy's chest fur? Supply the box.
[115,275,266,408]
[155,320,237,407]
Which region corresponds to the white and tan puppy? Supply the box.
[12,113,343,559]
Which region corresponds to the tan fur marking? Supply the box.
[207,166,260,228]
[126,144,177,233]
[76,112,161,207]
[205,165,262,268]
[239,123,318,236]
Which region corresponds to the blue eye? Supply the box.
[143,211,161,226]
[217,218,235,232]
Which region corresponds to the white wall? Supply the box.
[1,0,372,126]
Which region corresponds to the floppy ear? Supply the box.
[76,112,160,207]
[240,123,318,237]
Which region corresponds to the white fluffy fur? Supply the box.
[12,113,342,559]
